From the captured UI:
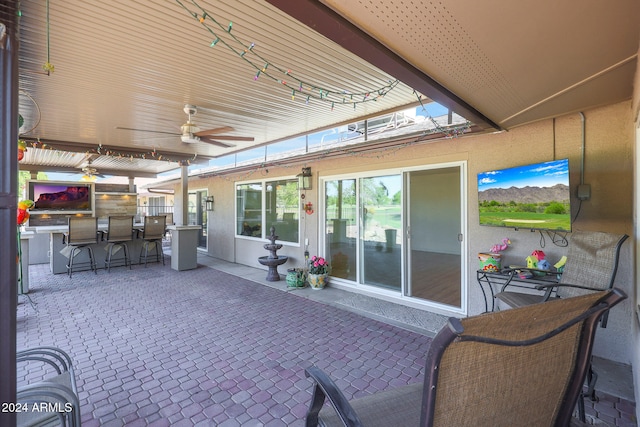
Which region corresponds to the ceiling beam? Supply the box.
[20,138,215,163]
[265,0,501,131]
[18,164,159,178]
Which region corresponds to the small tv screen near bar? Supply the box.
[28,181,94,214]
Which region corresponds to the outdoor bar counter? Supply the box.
[166,225,201,271]
[27,224,149,274]
[26,223,202,274]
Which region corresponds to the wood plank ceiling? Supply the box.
[16,0,639,178]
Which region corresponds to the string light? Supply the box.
[175,0,399,108]
[413,90,471,138]
[43,0,54,75]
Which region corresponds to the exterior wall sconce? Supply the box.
[205,196,214,211]
[298,167,312,190]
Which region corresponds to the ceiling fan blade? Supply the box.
[199,137,236,148]
[201,135,255,141]
[116,126,180,136]
[194,126,235,136]
[131,135,177,142]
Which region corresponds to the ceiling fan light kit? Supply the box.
[181,134,201,144]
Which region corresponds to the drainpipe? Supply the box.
[577,112,591,200]
[580,112,585,186]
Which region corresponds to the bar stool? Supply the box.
[162,213,174,246]
[63,217,99,278]
[139,215,166,266]
[104,215,134,272]
[163,213,174,226]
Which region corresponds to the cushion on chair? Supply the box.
[318,382,422,427]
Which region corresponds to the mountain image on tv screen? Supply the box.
[477,159,571,231]
[33,185,90,211]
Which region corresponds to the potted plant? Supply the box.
[307,255,330,290]
[286,267,306,288]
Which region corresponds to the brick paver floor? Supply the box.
[17,263,430,426]
[16,261,636,426]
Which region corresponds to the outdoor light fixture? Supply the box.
[205,196,214,211]
[298,167,312,190]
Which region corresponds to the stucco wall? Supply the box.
[185,100,635,364]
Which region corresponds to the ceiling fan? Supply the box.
[117,104,254,148]
[80,158,105,181]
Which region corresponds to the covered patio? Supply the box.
[17,254,635,426]
[3,1,640,425]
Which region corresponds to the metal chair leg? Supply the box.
[123,243,131,269]
[139,240,162,267]
[87,246,97,274]
[576,363,599,422]
[67,247,78,278]
[68,245,97,277]
[106,244,113,272]
[577,394,586,422]
[157,240,164,265]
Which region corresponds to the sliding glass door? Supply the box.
[188,190,208,249]
[323,163,465,312]
[360,175,402,290]
[406,166,463,308]
[325,179,357,281]
[324,174,402,291]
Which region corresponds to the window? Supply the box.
[236,179,300,243]
[237,183,263,237]
[266,179,299,243]
[209,103,463,168]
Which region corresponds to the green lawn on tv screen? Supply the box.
[479,210,571,230]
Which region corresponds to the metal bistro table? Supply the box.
[476,268,561,312]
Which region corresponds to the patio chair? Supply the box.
[162,212,174,245]
[16,346,81,427]
[304,288,626,427]
[494,230,628,419]
[139,215,166,266]
[104,215,135,272]
[494,231,628,314]
[63,216,99,277]
[163,212,174,226]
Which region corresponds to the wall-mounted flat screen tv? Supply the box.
[27,181,95,214]
[477,159,571,231]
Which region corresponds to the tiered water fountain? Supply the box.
[258,226,288,281]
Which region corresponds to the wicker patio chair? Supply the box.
[495,231,628,312]
[494,230,628,420]
[16,346,81,427]
[304,289,626,427]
